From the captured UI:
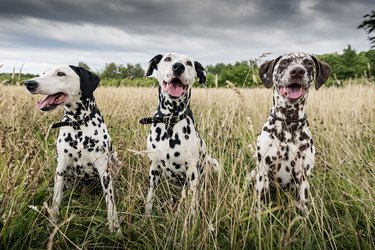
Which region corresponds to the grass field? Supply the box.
[0,84,374,249]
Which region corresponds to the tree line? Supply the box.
[81,45,375,88]
[1,46,374,87]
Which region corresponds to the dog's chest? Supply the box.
[57,123,111,177]
[257,120,315,186]
[147,117,201,182]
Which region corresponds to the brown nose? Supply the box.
[290,66,306,77]
[290,67,306,77]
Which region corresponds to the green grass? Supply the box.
[0,84,374,249]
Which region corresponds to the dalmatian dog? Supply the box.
[24,66,119,232]
[141,53,220,217]
[249,52,331,213]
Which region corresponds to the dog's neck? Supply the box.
[156,86,191,117]
[63,95,99,122]
[271,88,308,121]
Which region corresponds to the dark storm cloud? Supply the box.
[0,0,373,73]
[1,0,369,33]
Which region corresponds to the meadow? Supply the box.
[0,83,374,249]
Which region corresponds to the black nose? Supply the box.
[172,62,185,77]
[24,80,38,92]
[290,67,306,78]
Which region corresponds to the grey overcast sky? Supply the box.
[0,0,373,74]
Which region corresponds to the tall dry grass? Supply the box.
[0,84,374,249]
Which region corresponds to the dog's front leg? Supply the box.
[51,160,67,224]
[187,160,200,219]
[254,163,270,211]
[145,161,161,217]
[295,172,309,215]
[95,158,119,232]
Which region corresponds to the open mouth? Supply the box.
[162,78,188,98]
[278,83,305,101]
[37,92,68,111]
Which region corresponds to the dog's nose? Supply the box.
[172,62,185,77]
[24,80,38,92]
[290,67,306,77]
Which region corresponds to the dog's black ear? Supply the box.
[311,56,332,90]
[69,65,100,98]
[194,61,206,85]
[258,56,281,88]
[145,54,163,77]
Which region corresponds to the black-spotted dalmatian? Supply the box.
[25,65,119,232]
[141,53,220,217]
[249,52,331,213]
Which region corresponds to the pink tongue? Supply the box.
[36,93,68,109]
[37,96,53,109]
[167,83,184,97]
[281,86,303,99]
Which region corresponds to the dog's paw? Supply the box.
[143,203,153,219]
[208,157,220,173]
[108,219,120,233]
[44,202,59,227]
[296,202,310,217]
[246,170,256,189]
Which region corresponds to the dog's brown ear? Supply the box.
[145,54,163,77]
[258,56,281,88]
[69,65,100,99]
[311,56,332,90]
[194,61,206,85]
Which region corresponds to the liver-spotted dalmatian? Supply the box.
[249,52,331,213]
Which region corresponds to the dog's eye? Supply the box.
[164,57,171,62]
[305,60,314,67]
[186,61,192,66]
[57,72,66,77]
[279,60,288,67]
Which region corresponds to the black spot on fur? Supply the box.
[191,172,195,181]
[172,162,181,169]
[169,134,181,149]
[265,156,272,166]
[155,127,162,142]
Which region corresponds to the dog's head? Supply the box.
[259,52,331,102]
[145,53,206,99]
[24,65,99,111]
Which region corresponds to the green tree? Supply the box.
[118,63,144,79]
[206,60,257,87]
[358,10,375,48]
[339,45,359,79]
[363,50,375,78]
[77,61,91,71]
[101,63,119,79]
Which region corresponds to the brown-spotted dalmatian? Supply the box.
[25,65,119,232]
[249,52,331,213]
[141,52,220,217]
